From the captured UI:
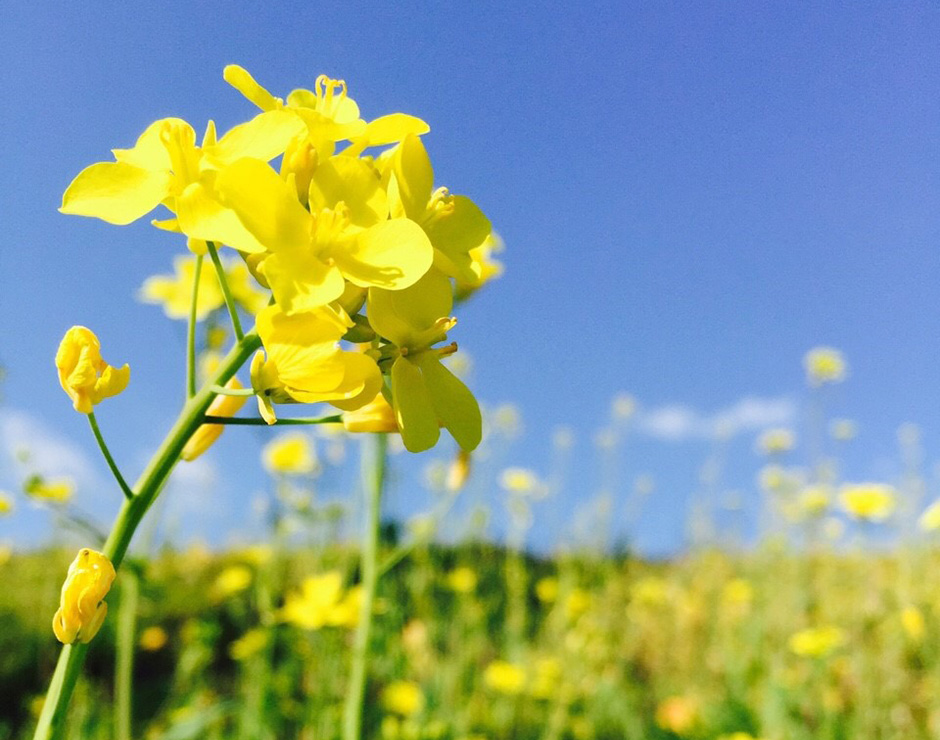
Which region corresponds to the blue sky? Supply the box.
[2,3,939,555]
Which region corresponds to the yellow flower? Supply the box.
[342,392,399,434]
[446,450,472,492]
[181,379,247,461]
[499,468,547,498]
[655,696,699,735]
[55,326,130,414]
[565,588,592,620]
[721,578,754,609]
[210,565,253,601]
[804,346,847,387]
[840,483,896,522]
[455,232,505,300]
[796,485,831,519]
[901,606,926,643]
[530,657,562,700]
[382,680,425,716]
[535,577,559,603]
[53,549,116,644]
[0,491,13,516]
[445,566,477,594]
[919,500,940,531]
[214,156,433,313]
[262,432,317,475]
[229,628,269,661]
[280,571,359,630]
[830,418,857,441]
[251,304,381,424]
[140,254,267,320]
[789,625,846,657]
[757,428,794,455]
[631,576,669,607]
[60,111,303,251]
[24,475,75,504]
[139,626,169,651]
[483,661,526,695]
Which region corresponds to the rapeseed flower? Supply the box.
[229,628,269,661]
[55,327,130,414]
[24,475,75,504]
[280,571,359,630]
[901,606,926,643]
[181,379,247,460]
[919,500,940,531]
[139,626,169,651]
[655,695,699,735]
[840,483,896,522]
[804,347,847,386]
[757,428,794,455]
[53,549,116,644]
[342,392,399,434]
[0,492,13,515]
[445,566,477,594]
[483,661,526,695]
[210,565,253,601]
[262,432,317,475]
[382,681,425,716]
[789,625,846,657]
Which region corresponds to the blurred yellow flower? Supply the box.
[53,549,116,644]
[804,346,847,387]
[24,475,75,504]
[535,576,559,604]
[530,657,562,700]
[55,326,130,414]
[140,255,223,320]
[382,680,425,716]
[499,468,547,497]
[789,625,846,658]
[655,695,699,735]
[796,485,831,519]
[757,428,794,455]
[229,627,269,661]
[0,492,13,515]
[721,578,754,609]
[840,483,896,522]
[445,566,478,594]
[565,588,592,620]
[483,660,526,695]
[139,625,169,651]
[210,565,253,601]
[181,379,247,461]
[830,418,857,441]
[901,606,926,643]
[919,500,940,531]
[631,576,669,607]
[262,432,317,475]
[280,571,360,630]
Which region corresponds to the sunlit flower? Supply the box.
[919,500,940,532]
[796,485,831,519]
[840,483,896,522]
[535,577,559,604]
[181,379,247,461]
[655,695,699,735]
[262,432,317,475]
[756,428,794,455]
[55,326,130,414]
[789,625,846,657]
[901,606,926,643]
[631,576,669,607]
[139,626,169,651]
[804,347,847,387]
[721,578,754,609]
[499,468,547,498]
[53,549,116,644]
[382,680,425,716]
[483,661,526,695]
[24,475,75,504]
[280,571,360,630]
[0,492,13,516]
[210,565,253,601]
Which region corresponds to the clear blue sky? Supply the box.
[2,3,939,555]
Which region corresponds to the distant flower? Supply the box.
[499,468,547,498]
[789,625,846,658]
[756,428,794,455]
[229,628,269,661]
[280,572,360,630]
[139,626,169,652]
[24,475,75,504]
[535,577,559,604]
[445,566,478,594]
[796,485,831,519]
[483,660,526,695]
[262,432,317,476]
[840,483,896,522]
[530,657,562,700]
[655,695,699,735]
[901,606,926,643]
[611,393,637,421]
[210,565,253,601]
[830,419,857,442]
[721,578,754,609]
[804,347,847,387]
[382,680,425,716]
[0,492,13,516]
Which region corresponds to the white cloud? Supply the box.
[0,408,97,485]
[636,396,797,442]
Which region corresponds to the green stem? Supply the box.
[186,255,203,398]
[114,569,140,740]
[342,433,387,740]
[33,330,261,740]
[87,412,134,500]
[206,241,244,341]
[203,415,343,426]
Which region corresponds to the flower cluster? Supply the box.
[61,66,501,452]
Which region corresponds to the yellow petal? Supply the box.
[223,65,281,111]
[214,158,311,253]
[262,251,346,313]
[308,156,387,227]
[391,134,433,220]
[112,117,191,171]
[416,353,481,451]
[425,195,491,282]
[368,271,454,348]
[256,306,348,393]
[391,357,439,453]
[176,178,266,253]
[328,352,383,411]
[334,218,433,292]
[61,162,171,225]
[210,110,306,165]
[358,114,430,148]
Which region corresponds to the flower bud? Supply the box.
[53,549,116,644]
[55,327,130,414]
[181,379,247,461]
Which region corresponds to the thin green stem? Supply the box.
[87,412,133,500]
[206,241,244,341]
[33,330,261,740]
[114,569,140,740]
[203,414,343,426]
[209,384,256,397]
[342,433,387,740]
[186,255,203,399]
